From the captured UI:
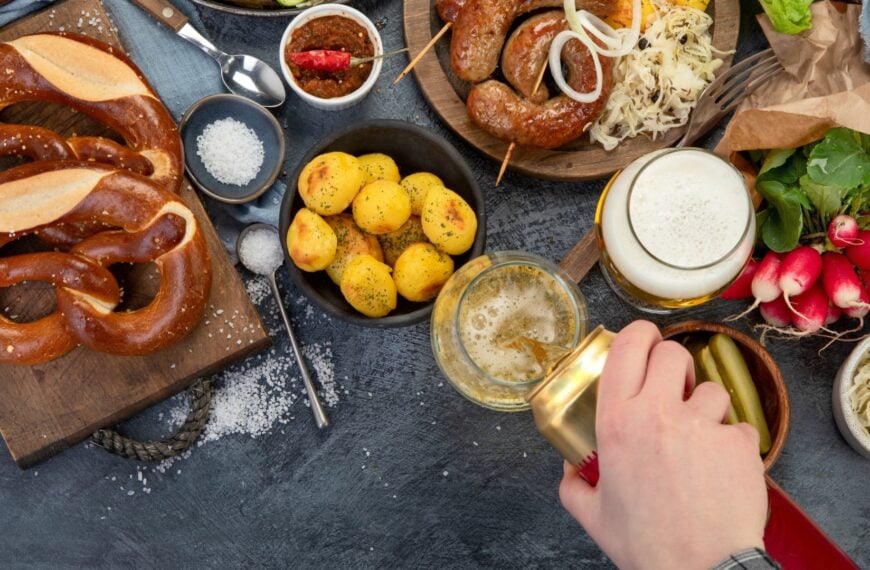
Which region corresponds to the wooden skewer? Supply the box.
[394,22,453,85]
[495,143,515,187]
[495,61,549,187]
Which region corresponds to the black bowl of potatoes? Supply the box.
[279,120,486,327]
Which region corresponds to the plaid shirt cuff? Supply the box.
[712,548,780,569]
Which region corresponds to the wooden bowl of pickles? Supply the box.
[662,321,790,471]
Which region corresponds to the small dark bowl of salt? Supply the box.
[279,119,486,328]
[180,94,284,204]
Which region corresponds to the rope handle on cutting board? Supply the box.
[91,377,214,462]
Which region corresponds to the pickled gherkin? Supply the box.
[708,334,772,454]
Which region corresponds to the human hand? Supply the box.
[559,321,767,570]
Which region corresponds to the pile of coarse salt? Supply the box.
[153,342,341,475]
[238,226,283,275]
[196,117,264,186]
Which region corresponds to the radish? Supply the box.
[725,252,782,321]
[825,302,842,326]
[779,246,823,298]
[844,285,870,319]
[789,283,829,333]
[752,251,783,303]
[720,258,758,300]
[846,231,870,270]
[760,296,791,327]
[828,215,861,249]
[821,252,867,309]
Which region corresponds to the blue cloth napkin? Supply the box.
[862,1,870,63]
[0,0,284,259]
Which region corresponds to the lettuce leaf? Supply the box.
[758,0,813,35]
[807,128,870,190]
[756,180,804,252]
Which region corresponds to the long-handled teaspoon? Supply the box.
[237,224,330,429]
[132,0,286,108]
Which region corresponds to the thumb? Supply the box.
[559,460,597,528]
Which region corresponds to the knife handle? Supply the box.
[132,0,189,32]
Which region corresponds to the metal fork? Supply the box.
[676,48,783,147]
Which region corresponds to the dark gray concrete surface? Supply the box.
[0,0,867,567]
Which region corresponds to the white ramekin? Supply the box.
[833,336,870,459]
[279,4,383,111]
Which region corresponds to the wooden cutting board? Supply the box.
[0,0,272,468]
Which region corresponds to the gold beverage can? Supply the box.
[525,325,615,484]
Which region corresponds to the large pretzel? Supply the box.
[0,162,211,365]
[0,33,183,193]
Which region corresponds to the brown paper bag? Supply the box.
[716,1,870,156]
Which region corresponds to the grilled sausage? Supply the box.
[516,0,613,17]
[466,36,613,148]
[436,0,612,24]
[436,0,466,23]
[450,0,520,83]
[501,11,566,103]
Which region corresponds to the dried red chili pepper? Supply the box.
[288,48,409,73]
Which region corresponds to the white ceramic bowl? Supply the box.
[279,4,383,111]
[833,336,870,459]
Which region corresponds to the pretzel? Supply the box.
[0,162,211,365]
[0,33,183,193]
[0,124,159,246]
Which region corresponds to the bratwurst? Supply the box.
[450,0,520,83]
[500,11,567,103]
[436,0,613,24]
[466,36,613,149]
[447,0,613,83]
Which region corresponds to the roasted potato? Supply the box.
[358,153,401,184]
[421,186,477,255]
[298,151,365,215]
[378,216,429,267]
[352,180,412,235]
[393,243,454,302]
[286,208,338,272]
[400,172,444,216]
[324,214,383,285]
[340,255,397,318]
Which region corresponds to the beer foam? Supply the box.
[601,149,754,300]
[459,267,573,383]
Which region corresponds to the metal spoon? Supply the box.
[237,224,330,428]
[133,0,286,108]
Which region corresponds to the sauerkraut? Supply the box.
[589,6,727,150]
[851,358,870,431]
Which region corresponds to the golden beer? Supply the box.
[431,252,587,411]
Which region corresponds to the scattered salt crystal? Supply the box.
[127,490,134,496]
[196,117,264,186]
[442,471,449,477]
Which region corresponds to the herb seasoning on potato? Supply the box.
[288,151,478,318]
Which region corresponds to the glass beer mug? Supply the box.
[595,148,755,313]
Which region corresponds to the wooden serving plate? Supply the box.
[662,320,791,471]
[0,0,271,468]
[403,0,740,182]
